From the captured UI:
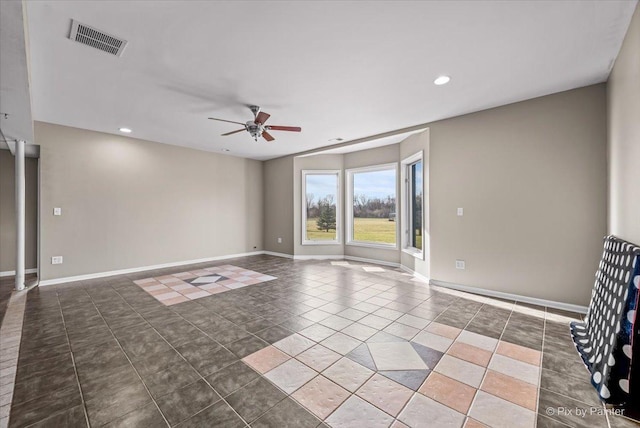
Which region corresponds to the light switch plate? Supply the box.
[54,207,62,216]
[457,207,463,216]
[455,260,465,269]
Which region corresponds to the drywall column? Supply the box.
[14,140,25,291]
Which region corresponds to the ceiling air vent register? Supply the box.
[68,20,127,57]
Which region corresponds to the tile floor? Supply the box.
[133,265,277,305]
[1,255,638,427]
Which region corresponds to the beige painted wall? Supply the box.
[344,145,401,264]
[37,122,263,280]
[263,155,294,255]
[0,150,38,272]
[293,154,344,257]
[429,84,607,306]
[608,3,640,245]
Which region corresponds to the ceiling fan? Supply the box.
[208,105,301,142]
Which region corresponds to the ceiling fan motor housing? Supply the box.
[246,121,263,141]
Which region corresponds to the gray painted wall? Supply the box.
[263,155,294,255]
[608,3,640,245]
[0,150,38,273]
[428,84,607,306]
[37,122,264,280]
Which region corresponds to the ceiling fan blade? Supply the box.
[266,125,302,132]
[208,117,246,126]
[255,111,271,125]
[221,129,245,136]
[262,130,275,142]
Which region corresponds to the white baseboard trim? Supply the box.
[343,256,400,268]
[430,279,588,314]
[262,251,294,259]
[399,265,430,283]
[293,255,344,261]
[38,251,265,286]
[0,268,38,278]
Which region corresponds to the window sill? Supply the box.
[302,241,342,246]
[346,241,398,250]
[402,248,424,260]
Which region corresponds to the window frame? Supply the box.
[301,169,342,246]
[345,163,399,250]
[401,152,425,259]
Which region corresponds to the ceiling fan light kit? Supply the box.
[208,105,301,142]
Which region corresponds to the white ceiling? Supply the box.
[24,0,637,160]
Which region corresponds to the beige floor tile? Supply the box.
[398,393,466,428]
[412,331,454,353]
[292,375,349,419]
[264,358,317,394]
[242,345,290,374]
[296,344,341,372]
[468,391,536,428]
[273,334,315,356]
[456,331,498,352]
[496,341,541,366]
[356,374,413,417]
[419,372,477,414]
[322,357,374,392]
[447,342,492,367]
[480,370,537,411]
[368,342,428,371]
[488,354,539,386]
[434,355,486,388]
[325,395,393,428]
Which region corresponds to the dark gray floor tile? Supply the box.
[139,359,201,399]
[254,325,293,344]
[210,325,253,345]
[536,414,571,428]
[155,320,207,348]
[241,317,275,333]
[79,363,141,402]
[15,352,74,385]
[226,335,269,358]
[251,397,322,428]
[542,351,591,381]
[132,349,186,378]
[176,337,237,376]
[12,363,77,404]
[17,339,70,366]
[540,368,602,407]
[538,389,607,427]
[9,385,82,428]
[176,400,244,428]
[103,402,168,428]
[156,379,220,426]
[277,316,315,332]
[27,405,87,428]
[205,361,260,397]
[85,380,152,426]
[226,377,286,422]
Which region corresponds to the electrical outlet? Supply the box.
[457,207,463,216]
[53,207,62,216]
[51,256,63,265]
[455,259,465,270]
[277,237,282,244]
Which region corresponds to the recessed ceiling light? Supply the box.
[434,75,451,85]
[119,127,132,133]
